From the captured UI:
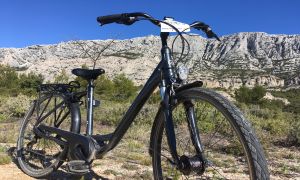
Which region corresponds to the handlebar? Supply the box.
[97,12,220,41]
[97,12,159,26]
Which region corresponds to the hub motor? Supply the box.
[179,155,205,175]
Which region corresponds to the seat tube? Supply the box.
[86,80,94,135]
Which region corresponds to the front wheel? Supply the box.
[151,88,269,179]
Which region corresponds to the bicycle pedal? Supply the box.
[67,160,90,174]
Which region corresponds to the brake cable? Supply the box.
[137,17,190,68]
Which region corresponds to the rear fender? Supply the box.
[70,102,81,133]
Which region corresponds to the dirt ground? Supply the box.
[0,122,299,179]
[0,145,299,180]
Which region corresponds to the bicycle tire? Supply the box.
[151,87,269,179]
[17,93,72,178]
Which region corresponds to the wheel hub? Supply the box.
[179,155,205,175]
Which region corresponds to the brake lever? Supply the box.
[206,29,221,41]
[190,21,220,41]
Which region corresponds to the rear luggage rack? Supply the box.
[37,81,81,94]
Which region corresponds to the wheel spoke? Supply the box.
[206,117,226,145]
[37,95,52,122]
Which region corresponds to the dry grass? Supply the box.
[0,145,12,165]
[0,122,20,143]
[0,115,299,179]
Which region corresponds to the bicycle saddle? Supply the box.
[72,68,105,80]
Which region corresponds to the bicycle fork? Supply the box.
[159,32,206,174]
[160,86,206,174]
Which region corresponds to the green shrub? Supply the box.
[248,105,273,119]
[251,85,266,103]
[19,72,44,95]
[0,96,9,121]
[284,104,300,114]
[0,65,19,96]
[259,99,285,111]
[271,89,300,114]
[0,65,44,96]
[4,94,31,117]
[112,74,138,102]
[0,65,19,90]
[235,85,266,104]
[235,86,251,103]
[94,100,130,125]
[95,75,115,99]
[93,99,158,126]
[287,117,300,145]
[95,74,138,102]
[240,103,299,146]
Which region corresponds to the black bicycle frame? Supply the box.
[95,32,180,162]
[97,57,162,156]
[33,31,203,167]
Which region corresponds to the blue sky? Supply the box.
[1,0,299,48]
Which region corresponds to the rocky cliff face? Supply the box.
[0,32,299,89]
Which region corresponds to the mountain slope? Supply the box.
[0,32,299,88]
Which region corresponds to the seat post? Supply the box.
[86,79,94,136]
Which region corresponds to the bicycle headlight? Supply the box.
[177,65,189,81]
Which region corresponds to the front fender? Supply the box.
[174,81,203,94]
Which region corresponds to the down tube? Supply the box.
[98,62,162,155]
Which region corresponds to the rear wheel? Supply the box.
[17,93,72,178]
[151,88,269,179]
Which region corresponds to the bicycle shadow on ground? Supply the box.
[7,147,109,180]
[46,168,109,180]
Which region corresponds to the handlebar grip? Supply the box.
[97,12,159,27]
[97,14,124,26]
